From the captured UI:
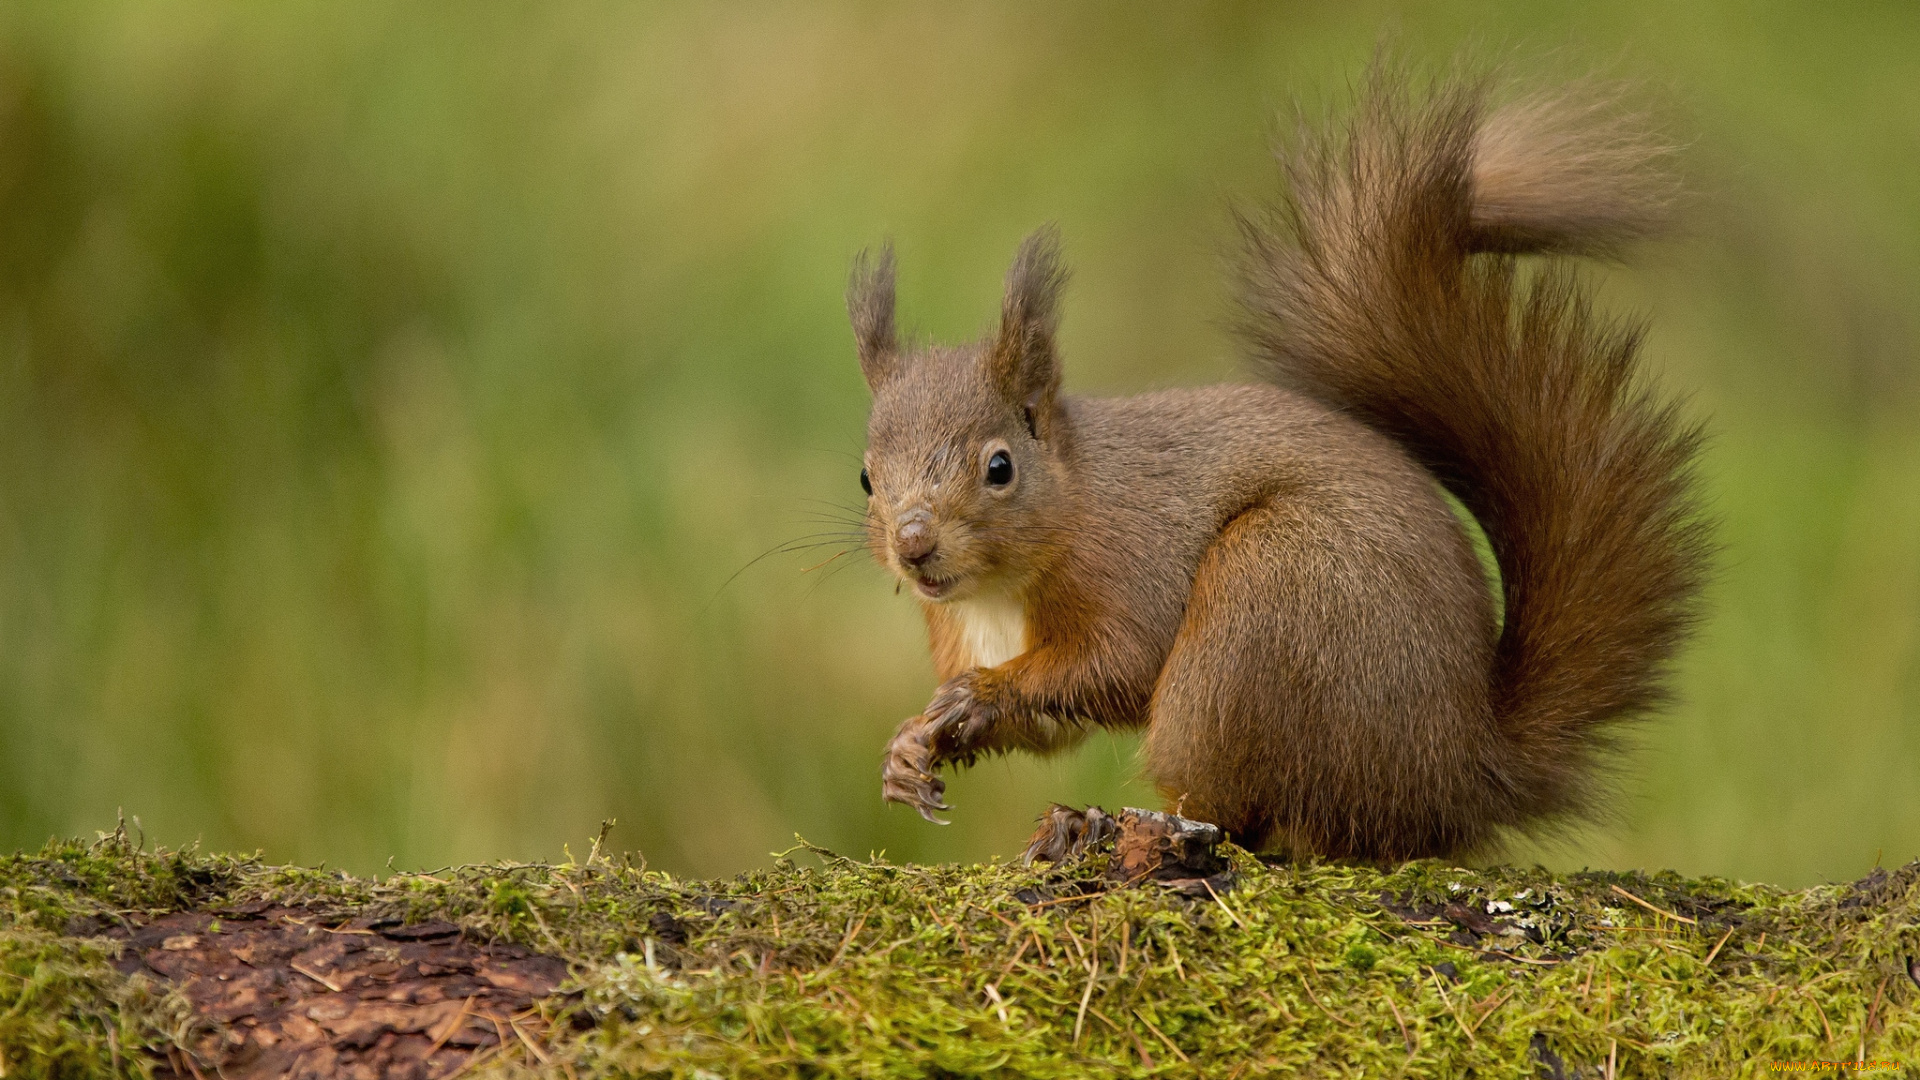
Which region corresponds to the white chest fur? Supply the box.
[949,589,1029,669]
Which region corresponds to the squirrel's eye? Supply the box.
[860,467,872,496]
[985,450,1014,487]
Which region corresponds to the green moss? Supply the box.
[2,832,1917,1078]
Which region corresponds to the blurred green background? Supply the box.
[0,2,1914,889]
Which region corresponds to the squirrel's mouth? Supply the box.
[910,572,956,600]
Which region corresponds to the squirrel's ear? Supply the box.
[991,226,1069,425]
[848,244,900,389]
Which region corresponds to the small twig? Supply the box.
[1701,926,1735,968]
[1605,1039,1617,1080]
[1867,974,1889,1034]
[1133,1009,1190,1064]
[1117,919,1130,981]
[289,961,344,993]
[1609,884,1696,925]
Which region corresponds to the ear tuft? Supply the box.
[848,244,899,388]
[991,226,1069,413]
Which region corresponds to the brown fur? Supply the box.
[856,70,1710,859]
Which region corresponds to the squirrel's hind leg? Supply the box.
[1141,498,1496,861]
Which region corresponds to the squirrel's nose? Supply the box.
[894,514,937,565]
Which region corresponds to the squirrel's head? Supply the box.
[848,228,1073,604]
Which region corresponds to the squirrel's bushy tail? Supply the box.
[1236,70,1711,828]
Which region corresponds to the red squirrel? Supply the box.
[850,72,1710,862]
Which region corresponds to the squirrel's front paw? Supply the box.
[881,715,951,824]
[922,670,997,766]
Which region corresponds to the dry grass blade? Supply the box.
[1701,926,1735,968]
[511,1018,551,1065]
[1088,1007,1153,1068]
[288,960,343,993]
[1385,993,1413,1052]
[1299,966,1360,1028]
[1027,891,1110,909]
[1073,957,1099,1045]
[1812,994,1835,1043]
[1466,987,1515,1035]
[1430,969,1475,1046]
[426,996,477,1058]
[1202,877,1245,929]
[1428,933,1560,964]
[1133,1008,1191,1064]
[982,982,1009,1024]
[828,913,867,965]
[1609,884,1697,925]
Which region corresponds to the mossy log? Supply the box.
[2,822,1917,1078]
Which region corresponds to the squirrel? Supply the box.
[848,70,1710,863]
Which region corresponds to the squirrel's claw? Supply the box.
[882,672,999,824]
[881,714,952,823]
[922,670,994,761]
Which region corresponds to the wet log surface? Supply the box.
[98,905,569,1079]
